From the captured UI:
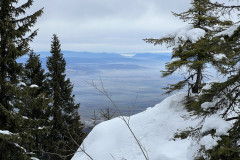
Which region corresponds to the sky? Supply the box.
[25,0,233,53]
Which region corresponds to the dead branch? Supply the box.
[86,77,150,160]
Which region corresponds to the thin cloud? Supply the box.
[30,0,192,52]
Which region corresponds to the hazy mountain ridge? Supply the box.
[18,51,175,120]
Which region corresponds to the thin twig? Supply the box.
[66,125,94,160]
[110,153,117,160]
[86,77,149,160]
[127,93,139,124]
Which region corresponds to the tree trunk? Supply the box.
[192,65,202,93]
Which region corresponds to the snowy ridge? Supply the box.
[72,92,232,160]
[72,93,199,160]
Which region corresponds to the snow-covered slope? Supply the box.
[72,92,200,160]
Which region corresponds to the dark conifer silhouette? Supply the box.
[46,34,85,160]
[0,0,43,159]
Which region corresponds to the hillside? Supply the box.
[71,92,199,160]
[71,90,232,160]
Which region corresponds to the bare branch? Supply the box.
[109,153,116,160]
[86,78,150,160]
[66,124,94,160]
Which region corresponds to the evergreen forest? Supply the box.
[0,1,84,159]
[1,0,240,160]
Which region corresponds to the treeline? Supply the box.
[0,1,84,160]
[145,0,240,159]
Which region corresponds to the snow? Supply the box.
[199,135,221,150]
[71,92,201,160]
[213,53,226,61]
[201,114,231,136]
[185,28,206,43]
[38,127,45,130]
[202,84,212,90]
[216,25,239,37]
[171,57,181,63]
[201,79,220,91]
[201,80,220,110]
[18,82,26,87]
[0,130,12,135]
[120,54,135,58]
[201,102,215,110]
[30,84,39,88]
[14,143,27,152]
[167,25,206,47]
[23,116,29,119]
[71,92,232,160]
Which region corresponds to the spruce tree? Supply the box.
[144,0,231,94]
[21,51,51,159]
[148,1,240,159]
[146,0,240,159]
[46,34,85,160]
[24,50,47,93]
[189,7,240,159]
[0,0,43,159]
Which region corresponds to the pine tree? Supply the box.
[46,34,85,160]
[144,0,231,94]
[0,0,43,159]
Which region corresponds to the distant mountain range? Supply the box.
[21,51,171,60]
[18,51,172,69]
[18,51,174,120]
